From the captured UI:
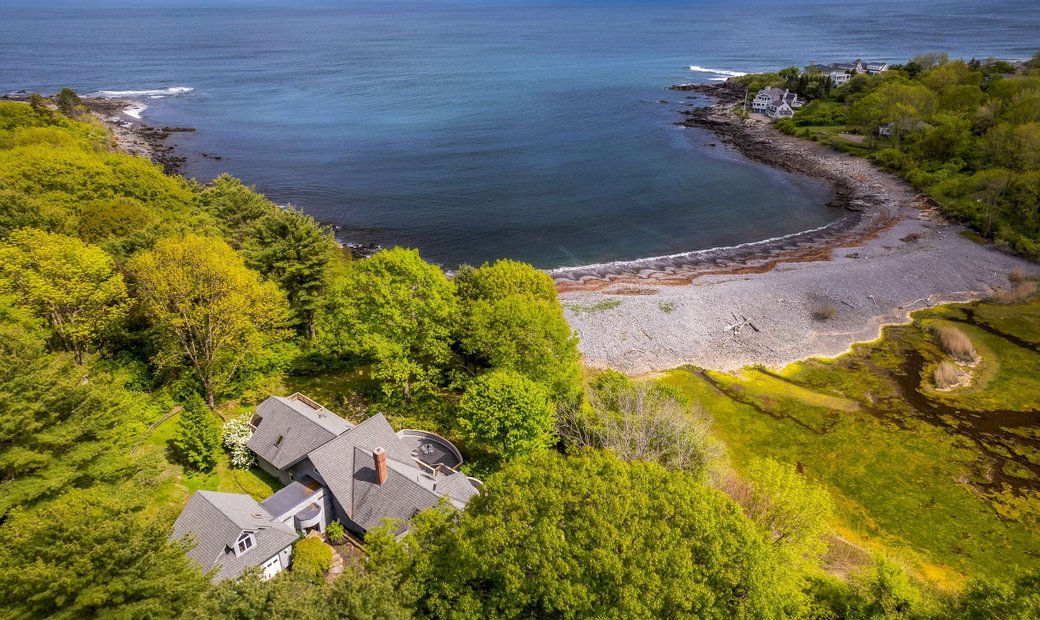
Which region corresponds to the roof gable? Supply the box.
[309,414,477,534]
[247,395,353,470]
[171,491,297,582]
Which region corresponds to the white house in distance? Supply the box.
[807,59,890,86]
[751,87,802,119]
[171,393,481,582]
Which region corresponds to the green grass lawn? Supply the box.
[660,299,1040,586]
[143,411,282,516]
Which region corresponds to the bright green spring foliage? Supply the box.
[367,449,806,620]
[174,393,222,473]
[0,228,130,363]
[292,536,333,584]
[0,102,205,251]
[196,565,412,620]
[739,457,834,570]
[957,569,1040,619]
[0,488,209,620]
[318,247,457,402]
[456,259,582,403]
[0,293,148,517]
[457,369,555,458]
[128,234,291,407]
[768,54,1040,256]
[198,174,340,337]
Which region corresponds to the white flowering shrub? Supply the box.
[222,414,255,469]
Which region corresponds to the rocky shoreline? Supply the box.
[80,96,196,175]
[551,82,917,291]
[559,82,1037,373]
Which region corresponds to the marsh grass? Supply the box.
[660,298,1040,581]
[933,361,963,389]
[933,325,977,363]
[993,270,1038,304]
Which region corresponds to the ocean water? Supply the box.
[2,0,1038,269]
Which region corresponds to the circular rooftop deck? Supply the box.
[397,429,462,469]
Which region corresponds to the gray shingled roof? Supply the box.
[351,447,441,535]
[247,395,353,471]
[171,491,297,582]
[307,413,477,535]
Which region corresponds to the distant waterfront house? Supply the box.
[752,87,801,118]
[806,59,889,86]
[172,393,480,581]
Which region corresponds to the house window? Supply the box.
[274,435,283,447]
[236,532,255,555]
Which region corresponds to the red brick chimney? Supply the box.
[373,447,387,485]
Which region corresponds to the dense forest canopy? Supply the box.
[0,86,1037,619]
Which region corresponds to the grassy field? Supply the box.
[142,411,282,516]
[661,299,1040,585]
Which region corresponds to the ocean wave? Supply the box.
[93,86,194,98]
[123,103,148,119]
[549,219,846,278]
[688,65,747,77]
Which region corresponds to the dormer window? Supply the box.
[235,532,256,556]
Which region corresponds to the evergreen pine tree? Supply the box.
[174,393,222,472]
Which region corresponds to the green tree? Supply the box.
[317,247,457,402]
[735,457,834,569]
[456,260,581,403]
[243,206,339,338]
[458,369,555,458]
[0,293,147,516]
[196,174,276,248]
[0,228,130,363]
[957,570,1040,619]
[850,82,937,146]
[54,87,86,118]
[560,370,723,479]
[844,556,939,620]
[196,566,411,620]
[0,488,209,619]
[454,258,558,304]
[128,235,291,407]
[368,450,807,619]
[174,393,222,472]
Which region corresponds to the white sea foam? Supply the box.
[93,86,194,97]
[549,219,846,277]
[688,65,748,77]
[123,103,147,119]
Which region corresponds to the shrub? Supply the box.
[326,520,346,545]
[933,361,963,389]
[173,394,221,473]
[934,325,977,362]
[1008,268,1027,284]
[995,280,1038,303]
[292,536,332,583]
[811,303,838,321]
[222,414,255,469]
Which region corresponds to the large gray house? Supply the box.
[172,393,480,581]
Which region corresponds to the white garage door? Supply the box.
[260,555,281,580]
